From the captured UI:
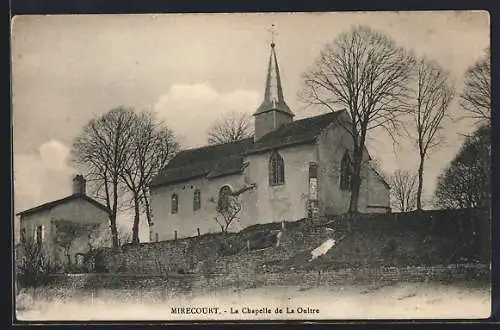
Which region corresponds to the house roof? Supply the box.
[149,111,344,188]
[16,194,110,217]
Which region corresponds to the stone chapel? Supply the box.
[149,41,390,241]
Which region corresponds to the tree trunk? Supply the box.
[109,211,119,249]
[416,156,425,210]
[142,187,153,242]
[348,132,366,214]
[132,194,141,244]
[111,178,120,248]
[348,168,361,214]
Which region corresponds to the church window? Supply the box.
[217,185,232,211]
[269,151,285,186]
[340,151,353,191]
[193,189,201,211]
[171,193,178,214]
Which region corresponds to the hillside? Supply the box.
[98,208,490,277]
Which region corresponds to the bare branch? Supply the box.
[71,106,138,248]
[404,57,455,210]
[299,25,415,213]
[460,48,491,123]
[389,170,418,212]
[119,111,181,243]
[207,111,254,145]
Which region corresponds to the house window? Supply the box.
[193,189,201,211]
[20,228,26,243]
[340,151,353,191]
[269,151,285,186]
[217,185,232,211]
[171,193,178,214]
[35,225,44,246]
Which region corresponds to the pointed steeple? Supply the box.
[253,42,294,117]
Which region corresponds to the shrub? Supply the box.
[15,239,61,289]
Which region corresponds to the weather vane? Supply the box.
[267,24,278,46]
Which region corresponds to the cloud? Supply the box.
[14,140,76,213]
[153,83,260,148]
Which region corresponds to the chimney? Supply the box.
[72,174,86,196]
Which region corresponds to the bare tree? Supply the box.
[120,111,180,244]
[213,183,256,233]
[460,48,490,123]
[16,235,60,289]
[214,195,242,233]
[207,111,254,145]
[408,57,455,210]
[72,107,137,248]
[389,170,418,212]
[300,25,415,214]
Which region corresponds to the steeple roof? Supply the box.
[253,42,294,117]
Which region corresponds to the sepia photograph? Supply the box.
[12,11,491,321]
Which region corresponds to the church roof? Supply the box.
[150,138,253,187]
[149,111,344,188]
[253,42,294,117]
[248,111,343,154]
[16,194,110,217]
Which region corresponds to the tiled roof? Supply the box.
[149,138,254,187]
[247,111,343,154]
[149,111,344,188]
[16,194,110,217]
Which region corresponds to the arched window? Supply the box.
[171,193,178,214]
[269,151,285,186]
[217,185,232,211]
[340,151,353,191]
[193,189,201,211]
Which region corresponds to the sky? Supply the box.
[12,11,490,241]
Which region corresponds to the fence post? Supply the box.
[174,230,178,241]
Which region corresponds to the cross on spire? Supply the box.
[267,24,278,47]
[253,26,293,118]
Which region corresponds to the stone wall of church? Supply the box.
[316,117,387,215]
[242,144,316,227]
[150,144,316,241]
[151,121,390,242]
[150,173,249,241]
[365,167,391,212]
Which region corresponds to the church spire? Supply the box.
[253,27,294,141]
[253,34,294,117]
